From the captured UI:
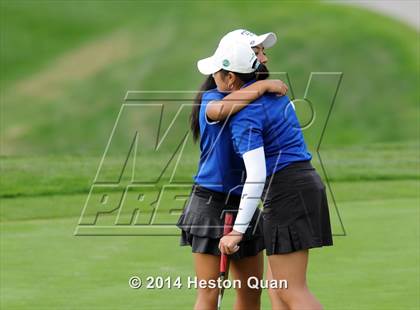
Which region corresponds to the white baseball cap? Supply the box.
[197,39,259,75]
[220,29,277,49]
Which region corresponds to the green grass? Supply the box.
[1,143,419,309]
[1,1,419,155]
[1,1,419,309]
[0,184,418,309]
[1,141,418,198]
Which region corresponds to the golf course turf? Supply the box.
[1,1,419,309]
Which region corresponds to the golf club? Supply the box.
[217,212,234,310]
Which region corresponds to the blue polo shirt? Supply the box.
[229,89,312,176]
[193,89,245,195]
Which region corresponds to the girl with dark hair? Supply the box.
[204,42,334,310]
[177,32,287,310]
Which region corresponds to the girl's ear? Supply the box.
[227,72,236,84]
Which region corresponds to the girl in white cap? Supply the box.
[177,31,288,310]
[204,38,333,310]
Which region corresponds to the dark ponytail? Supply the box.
[189,63,270,143]
[190,75,216,142]
[230,62,270,85]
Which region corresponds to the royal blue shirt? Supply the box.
[229,89,312,176]
[193,89,245,195]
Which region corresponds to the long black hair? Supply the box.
[190,63,269,142]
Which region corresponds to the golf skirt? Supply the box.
[177,184,265,260]
[262,161,333,255]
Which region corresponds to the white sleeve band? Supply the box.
[205,101,220,125]
[233,146,266,234]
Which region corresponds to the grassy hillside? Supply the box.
[1,1,419,155]
[0,141,417,199]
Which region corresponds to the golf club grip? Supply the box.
[220,212,234,273]
[223,212,234,235]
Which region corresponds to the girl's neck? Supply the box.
[232,80,244,90]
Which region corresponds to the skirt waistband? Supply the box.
[193,184,241,207]
[270,160,314,176]
[264,160,322,193]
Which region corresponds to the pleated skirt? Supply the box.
[262,161,334,255]
[177,185,265,260]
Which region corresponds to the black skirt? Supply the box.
[177,185,265,260]
[262,161,333,255]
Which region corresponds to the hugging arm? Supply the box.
[218,147,266,255]
[206,79,288,122]
[218,102,267,255]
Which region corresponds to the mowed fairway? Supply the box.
[1,144,419,309]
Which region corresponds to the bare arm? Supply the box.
[206,79,288,121]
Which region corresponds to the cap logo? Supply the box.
[241,30,255,37]
[222,59,230,67]
[250,40,255,45]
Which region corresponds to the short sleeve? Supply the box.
[201,90,225,125]
[229,104,264,157]
[202,90,224,102]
